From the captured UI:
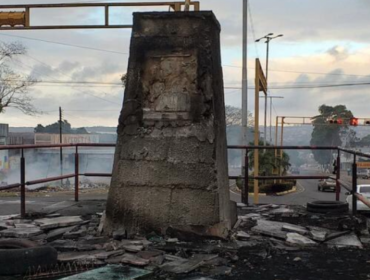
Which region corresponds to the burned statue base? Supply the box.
[104,12,234,237]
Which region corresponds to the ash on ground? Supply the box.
[1,202,370,280]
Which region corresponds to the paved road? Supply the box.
[1,169,369,215]
[230,179,346,205]
[230,168,370,206]
[0,193,108,216]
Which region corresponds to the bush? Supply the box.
[235,176,296,194]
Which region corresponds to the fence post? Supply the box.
[352,155,357,214]
[20,149,26,218]
[335,151,341,201]
[75,146,79,202]
[243,149,249,205]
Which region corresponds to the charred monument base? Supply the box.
[104,12,234,237]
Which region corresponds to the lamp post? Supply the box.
[255,33,283,147]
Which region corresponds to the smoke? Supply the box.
[2,148,114,190]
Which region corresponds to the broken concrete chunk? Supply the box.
[167,238,179,243]
[63,228,87,240]
[14,223,38,229]
[309,229,328,242]
[270,208,295,215]
[137,250,164,260]
[97,211,105,236]
[58,251,103,262]
[286,233,317,246]
[35,216,83,230]
[326,233,363,249]
[49,239,77,251]
[121,254,150,267]
[94,250,125,260]
[121,244,144,253]
[251,220,288,239]
[282,224,308,235]
[0,227,43,238]
[236,231,250,240]
[46,226,76,242]
[160,254,213,274]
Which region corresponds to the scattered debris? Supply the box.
[286,233,317,246]
[326,233,363,249]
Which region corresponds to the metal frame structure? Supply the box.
[253,58,268,204]
[0,143,115,217]
[0,1,200,30]
[229,144,370,214]
[1,143,370,217]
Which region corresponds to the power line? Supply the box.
[25,54,122,105]
[247,0,259,58]
[0,33,129,55]
[2,32,369,80]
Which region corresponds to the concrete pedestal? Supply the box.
[104,12,233,236]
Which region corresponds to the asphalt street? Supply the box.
[1,169,369,215]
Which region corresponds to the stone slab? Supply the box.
[282,224,308,235]
[160,255,212,274]
[251,220,290,239]
[286,233,317,246]
[0,227,43,238]
[46,226,77,242]
[236,231,250,240]
[326,233,363,249]
[121,254,150,267]
[35,216,84,230]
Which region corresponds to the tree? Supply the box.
[310,104,354,167]
[0,42,38,115]
[35,120,88,134]
[248,140,291,175]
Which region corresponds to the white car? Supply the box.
[346,184,370,211]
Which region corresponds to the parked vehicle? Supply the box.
[357,169,370,179]
[290,167,300,175]
[346,185,370,211]
[317,178,336,192]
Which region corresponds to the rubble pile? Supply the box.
[1,203,370,280]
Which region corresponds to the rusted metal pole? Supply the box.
[105,5,109,26]
[352,155,357,214]
[335,151,341,201]
[243,149,249,205]
[20,149,26,218]
[75,146,79,202]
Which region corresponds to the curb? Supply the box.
[276,186,297,196]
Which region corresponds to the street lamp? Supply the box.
[255,33,283,147]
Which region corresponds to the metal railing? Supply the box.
[0,143,115,217]
[2,143,370,217]
[228,145,370,214]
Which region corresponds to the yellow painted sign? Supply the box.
[357,162,370,169]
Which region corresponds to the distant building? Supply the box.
[0,124,8,145]
[34,133,99,145]
[0,124,9,179]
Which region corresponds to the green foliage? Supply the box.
[310,104,354,166]
[248,140,291,175]
[235,178,296,193]
[35,120,88,134]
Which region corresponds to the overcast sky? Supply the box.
[1,0,370,128]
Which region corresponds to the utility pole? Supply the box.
[59,106,63,187]
[241,0,248,165]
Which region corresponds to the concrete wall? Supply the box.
[104,12,233,236]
